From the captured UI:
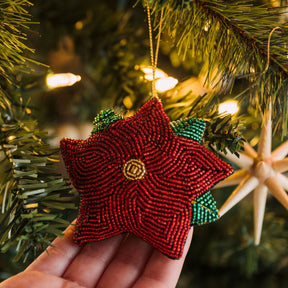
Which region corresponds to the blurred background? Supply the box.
[1,0,288,287]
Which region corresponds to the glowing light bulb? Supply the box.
[46,73,81,89]
[141,67,167,80]
[141,66,178,92]
[75,21,84,30]
[204,22,210,31]
[123,96,133,109]
[155,77,178,93]
[218,100,239,115]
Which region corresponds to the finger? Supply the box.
[0,271,85,288]
[62,234,124,288]
[26,221,81,276]
[96,234,153,288]
[133,228,193,288]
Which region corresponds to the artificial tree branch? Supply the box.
[0,1,75,262]
[149,0,288,135]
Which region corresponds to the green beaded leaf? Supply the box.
[191,191,219,225]
[170,117,206,143]
[92,110,122,135]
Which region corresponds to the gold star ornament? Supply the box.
[214,106,288,245]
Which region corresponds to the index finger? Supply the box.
[26,221,81,276]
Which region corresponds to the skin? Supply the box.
[0,223,193,288]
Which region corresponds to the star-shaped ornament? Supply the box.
[215,106,288,245]
[61,98,232,258]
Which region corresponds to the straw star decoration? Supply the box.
[61,98,232,259]
[214,106,288,244]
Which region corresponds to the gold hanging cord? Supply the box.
[262,26,281,74]
[146,2,164,98]
[237,26,281,79]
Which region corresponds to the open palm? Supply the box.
[0,223,193,288]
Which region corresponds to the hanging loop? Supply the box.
[146,2,164,99]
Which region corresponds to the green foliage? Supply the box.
[165,92,244,155]
[1,1,288,285]
[0,0,35,82]
[0,87,75,262]
[0,1,74,262]
[147,0,288,136]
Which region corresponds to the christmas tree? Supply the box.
[1,0,288,287]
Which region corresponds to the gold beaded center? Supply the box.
[122,159,146,181]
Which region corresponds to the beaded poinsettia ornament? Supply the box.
[61,97,233,259]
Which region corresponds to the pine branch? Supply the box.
[0,1,75,262]
[148,0,288,136]
[0,89,75,262]
[0,0,35,82]
[164,92,245,155]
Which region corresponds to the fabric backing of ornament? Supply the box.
[61,98,233,259]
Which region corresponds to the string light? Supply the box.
[141,67,167,81]
[204,22,210,31]
[218,100,239,115]
[141,66,178,92]
[75,21,84,30]
[155,77,179,93]
[46,73,81,89]
[123,96,133,109]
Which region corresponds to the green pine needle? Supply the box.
[165,92,245,155]
[0,1,75,262]
[148,0,288,137]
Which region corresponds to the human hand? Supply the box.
[0,223,193,288]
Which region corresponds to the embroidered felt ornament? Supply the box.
[61,97,233,259]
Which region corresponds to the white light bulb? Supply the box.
[204,22,210,31]
[218,100,239,115]
[155,77,178,93]
[141,67,167,80]
[46,73,81,89]
[140,66,178,92]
